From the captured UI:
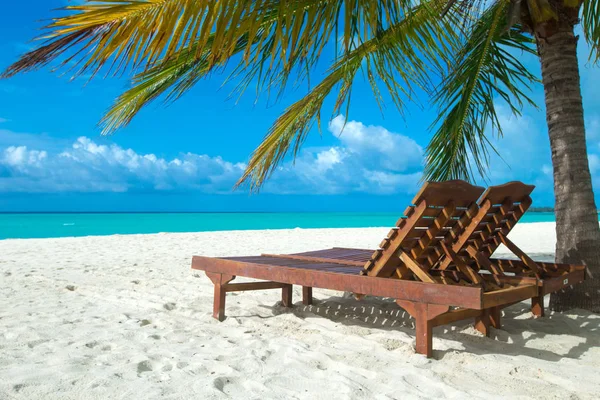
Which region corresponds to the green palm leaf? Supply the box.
[102,0,455,137]
[236,0,459,191]
[582,0,600,62]
[2,0,414,81]
[100,31,253,134]
[424,0,539,182]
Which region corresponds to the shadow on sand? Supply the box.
[260,293,599,361]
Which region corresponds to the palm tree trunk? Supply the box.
[537,26,600,312]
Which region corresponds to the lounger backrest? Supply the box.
[362,180,485,279]
[469,181,535,258]
[437,181,535,270]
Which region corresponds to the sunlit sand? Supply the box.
[1,223,598,398]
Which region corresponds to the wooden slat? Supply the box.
[399,251,436,283]
[466,246,505,283]
[416,202,456,252]
[489,258,534,275]
[223,281,289,292]
[430,308,483,327]
[420,207,446,218]
[472,198,515,249]
[404,202,459,274]
[478,197,532,258]
[537,261,585,273]
[479,181,535,205]
[365,200,428,277]
[540,269,586,295]
[261,253,364,267]
[497,233,540,277]
[439,199,492,270]
[366,181,484,279]
[411,180,486,208]
[440,242,482,285]
[482,284,538,308]
[193,256,484,309]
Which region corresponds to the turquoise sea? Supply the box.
[0,211,566,240]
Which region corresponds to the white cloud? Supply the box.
[0,137,246,193]
[260,116,424,195]
[0,117,425,195]
[2,146,47,168]
[329,116,423,172]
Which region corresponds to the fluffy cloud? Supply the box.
[0,137,246,193]
[0,117,424,195]
[329,116,423,172]
[261,116,423,195]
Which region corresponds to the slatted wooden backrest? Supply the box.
[439,181,535,270]
[362,180,485,280]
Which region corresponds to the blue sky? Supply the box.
[1,1,599,212]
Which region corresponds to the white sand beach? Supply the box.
[1,222,599,399]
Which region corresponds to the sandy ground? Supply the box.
[1,222,599,399]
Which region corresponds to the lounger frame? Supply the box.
[191,180,585,357]
[441,181,586,317]
[192,253,536,357]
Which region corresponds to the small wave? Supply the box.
[63,223,75,226]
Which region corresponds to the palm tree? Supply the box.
[3,0,599,311]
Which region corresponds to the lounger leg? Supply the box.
[302,286,313,305]
[490,307,502,330]
[282,284,293,307]
[396,301,448,358]
[205,272,235,322]
[531,294,545,317]
[475,309,491,337]
[213,284,226,321]
[415,307,434,358]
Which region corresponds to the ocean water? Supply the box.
[0,211,564,240]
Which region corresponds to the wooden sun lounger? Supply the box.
[192,181,540,357]
[439,181,586,317]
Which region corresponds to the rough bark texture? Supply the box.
[537,19,600,312]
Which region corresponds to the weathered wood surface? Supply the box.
[482,285,538,308]
[302,286,313,305]
[190,180,587,357]
[194,250,538,358]
[396,301,450,357]
[532,294,545,317]
[478,181,535,206]
[261,253,364,267]
[206,272,235,322]
[364,180,485,280]
[436,181,586,318]
[475,308,491,337]
[193,256,484,309]
[222,281,289,292]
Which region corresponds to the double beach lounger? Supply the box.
[192,181,585,357]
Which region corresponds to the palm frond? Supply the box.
[100,31,253,134]
[424,1,539,182]
[98,0,338,134]
[101,0,453,135]
[2,0,414,81]
[582,0,600,63]
[236,0,458,191]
